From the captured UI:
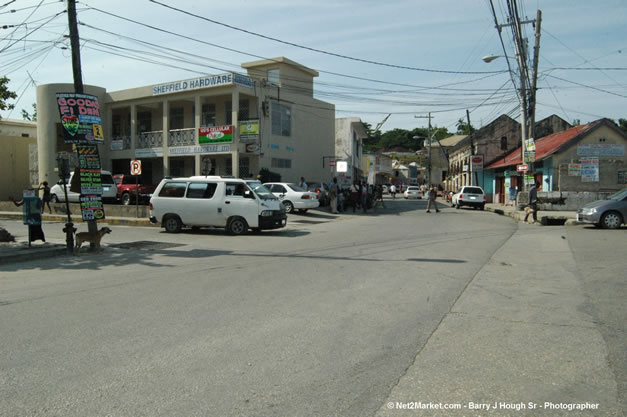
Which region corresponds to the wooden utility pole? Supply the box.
[67,0,99,240]
[467,109,478,186]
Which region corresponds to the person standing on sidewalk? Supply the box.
[524,182,539,223]
[328,177,339,214]
[426,184,440,213]
[39,181,52,214]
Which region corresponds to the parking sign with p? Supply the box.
[131,159,142,176]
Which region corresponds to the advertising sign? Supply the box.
[336,161,348,172]
[517,164,529,172]
[581,158,599,183]
[524,138,536,152]
[77,145,105,221]
[56,93,103,144]
[240,119,259,142]
[471,155,484,172]
[199,125,233,144]
[568,163,581,176]
[524,151,536,163]
[577,143,625,157]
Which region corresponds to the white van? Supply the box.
[149,176,287,235]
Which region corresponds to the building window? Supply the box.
[170,107,184,130]
[226,100,249,125]
[268,69,280,85]
[271,158,292,169]
[239,157,250,178]
[500,136,507,150]
[201,103,216,127]
[138,111,152,134]
[271,102,291,137]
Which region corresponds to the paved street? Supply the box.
[0,200,624,416]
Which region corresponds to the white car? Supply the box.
[264,182,320,213]
[404,186,422,199]
[452,186,486,210]
[50,170,117,203]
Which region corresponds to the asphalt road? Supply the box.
[0,201,624,416]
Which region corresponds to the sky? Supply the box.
[1,0,626,135]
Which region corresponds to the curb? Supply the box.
[484,205,579,226]
[0,244,69,266]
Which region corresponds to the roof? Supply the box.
[241,57,319,77]
[432,134,467,148]
[484,119,611,170]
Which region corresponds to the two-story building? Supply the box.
[334,117,367,186]
[35,57,335,186]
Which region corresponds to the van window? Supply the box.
[159,182,187,198]
[101,173,115,186]
[225,182,246,197]
[186,182,217,199]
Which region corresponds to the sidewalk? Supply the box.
[483,202,578,226]
[376,225,619,416]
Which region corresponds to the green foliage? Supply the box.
[363,125,452,153]
[0,76,17,116]
[616,118,627,134]
[21,103,37,121]
[456,118,475,135]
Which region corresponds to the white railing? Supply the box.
[138,131,163,148]
[168,128,195,147]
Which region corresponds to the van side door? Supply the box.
[222,182,260,228]
[184,181,222,227]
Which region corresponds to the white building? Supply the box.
[35,57,335,185]
[334,117,367,186]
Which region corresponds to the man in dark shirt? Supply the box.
[524,182,539,223]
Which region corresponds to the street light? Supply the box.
[481,54,504,63]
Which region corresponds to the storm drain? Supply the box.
[109,241,186,250]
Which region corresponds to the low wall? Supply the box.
[0,201,150,218]
[537,191,616,211]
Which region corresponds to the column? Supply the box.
[194,95,201,176]
[162,100,169,176]
[130,103,137,150]
[231,89,239,178]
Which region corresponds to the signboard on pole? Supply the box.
[517,164,529,172]
[336,161,348,172]
[56,93,103,144]
[130,159,142,176]
[77,144,105,221]
[471,155,484,172]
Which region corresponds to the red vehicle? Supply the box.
[113,174,157,205]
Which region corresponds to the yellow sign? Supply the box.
[93,124,104,139]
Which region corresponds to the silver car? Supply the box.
[577,188,627,229]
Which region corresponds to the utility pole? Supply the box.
[415,113,433,186]
[67,0,99,244]
[467,109,478,186]
[528,9,542,141]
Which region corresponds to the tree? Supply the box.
[616,118,627,135]
[456,118,475,135]
[0,76,17,118]
[22,103,37,121]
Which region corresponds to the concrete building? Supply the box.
[0,119,38,201]
[334,117,367,186]
[35,57,335,186]
[484,118,627,206]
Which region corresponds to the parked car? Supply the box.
[113,174,157,205]
[264,182,320,213]
[403,186,422,199]
[452,186,486,210]
[577,187,627,229]
[50,170,117,203]
[149,176,286,235]
[308,182,330,206]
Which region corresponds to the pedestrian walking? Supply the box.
[372,184,385,208]
[39,181,52,214]
[524,182,539,223]
[360,182,369,213]
[426,184,440,213]
[350,181,360,212]
[329,177,339,214]
[390,183,397,199]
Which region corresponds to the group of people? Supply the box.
[326,179,386,214]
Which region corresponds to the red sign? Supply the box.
[517,164,529,172]
[328,160,336,166]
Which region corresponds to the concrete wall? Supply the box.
[0,119,38,201]
[552,124,627,192]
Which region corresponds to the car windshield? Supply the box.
[408,187,420,191]
[463,187,484,194]
[248,183,276,200]
[287,183,306,192]
[608,188,627,200]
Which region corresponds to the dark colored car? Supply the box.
[577,187,627,229]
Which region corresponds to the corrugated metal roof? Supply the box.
[485,119,604,170]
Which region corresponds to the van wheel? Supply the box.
[282,201,294,213]
[163,215,182,233]
[227,217,248,235]
[121,192,131,205]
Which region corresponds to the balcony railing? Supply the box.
[111,135,131,150]
[138,131,163,148]
[168,128,195,147]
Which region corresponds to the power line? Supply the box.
[148,0,506,76]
